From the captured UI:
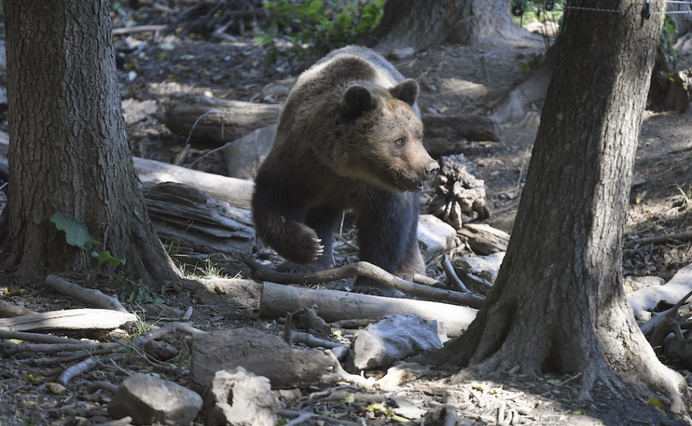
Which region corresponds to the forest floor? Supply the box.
[2,3,692,426]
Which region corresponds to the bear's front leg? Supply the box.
[353,190,423,296]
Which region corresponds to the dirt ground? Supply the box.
[2,3,692,425]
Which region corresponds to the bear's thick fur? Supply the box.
[252,46,439,294]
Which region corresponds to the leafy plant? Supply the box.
[254,0,384,62]
[117,272,165,304]
[662,14,679,65]
[520,52,544,70]
[50,213,126,268]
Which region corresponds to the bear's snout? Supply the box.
[424,161,440,180]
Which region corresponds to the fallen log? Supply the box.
[133,156,254,210]
[458,223,510,255]
[160,92,282,143]
[0,299,36,318]
[143,182,255,255]
[259,282,477,337]
[0,308,138,332]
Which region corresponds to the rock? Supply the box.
[352,315,446,370]
[204,368,279,426]
[107,373,202,426]
[623,275,664,293]
[627,263,692,318]
[223,124,277,180]
[389,395,428,420]
[190,327,368,393]
[388,47,415,60]
[453,251,505,284]
[122,99,157,125]
[417,214,459,263]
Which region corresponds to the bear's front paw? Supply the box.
[289,231,324,265]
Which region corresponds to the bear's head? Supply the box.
[335,79,439,192]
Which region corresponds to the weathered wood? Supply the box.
[458,223,510,255]
[161,92,282,143]
[422,114,502,157]
[0,308,138,332]
[45,275,129,313]
[259,282,477,336]
[0,299,36,318]
[143,182,255,255]
[133,156,254,210]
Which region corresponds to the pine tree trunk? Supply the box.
[367,0,520,50]
[440,1,685,411]
[0,0,179,284]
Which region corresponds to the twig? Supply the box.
[1,340,115,356]
[649,290,692,349]
[628,231,692,246]
[242,256,486,309]
[112,25,168,35]
[278,409,361,426]
[134,321,205,346]
[441,255,469,292]
[57,356,99,386]
[292,331,342,350]
[93,416,133,426]
[0,329,87,345]
[87,380,119,394]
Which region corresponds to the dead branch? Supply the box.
[648,290,692,349]
[441,255,469,292]
[260,282,477,337]
[1,340,115,356]
[112,24,168,35]
[628,231,692,246]
[291,331,342,350]
[244,256,485,309]
[57,356,99,386]
[0,308,138,332]
[0,329,88,345]
[45,275,129,313]
[0,299,36,318]
[134,321,206,346]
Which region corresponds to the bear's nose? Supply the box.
[425,161,440,179]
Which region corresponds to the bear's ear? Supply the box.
[342,85,373,120]
[390,79,419,106]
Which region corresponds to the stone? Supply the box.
[107,373,202,426]
[352,315,445,370]
[204,368,279,426]
[417,214,459,263]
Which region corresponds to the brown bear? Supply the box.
[252,45,439,295]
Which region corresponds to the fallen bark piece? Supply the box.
[161,92,282,143]
[458,223,510,255]
[133,156,254,210]
[0,299,36,317]
[190,327,370,393]
[57,356,99,387]
[0,308,137,332]
[352,314,446,370]
[45,275,128,313]
[108,373,202,426]
[142,181,255,256]
[374,361,432,391]
[260,282,477,337]
[422,114,503,157]
[204,368,280,426]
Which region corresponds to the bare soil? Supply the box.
[1,3,692,425]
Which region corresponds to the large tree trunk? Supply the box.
[367,0,521,50]
[0,1,179,284]
[438,0,685,412]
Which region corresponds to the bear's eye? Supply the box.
[394,137,405,146]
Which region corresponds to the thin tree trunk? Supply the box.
[0,1,178,284]
[438,0,685,412]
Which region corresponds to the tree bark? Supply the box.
[0,1,178,283]
[438,0,686,412]
[367,0,522,50]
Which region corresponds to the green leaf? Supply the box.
[368,403,385,411]
[392,414,410,422]
[648,398,665,409]
[343,393,355,404]
[571,408,585,415]
[91,250,126,267]
[50,213,100,250]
